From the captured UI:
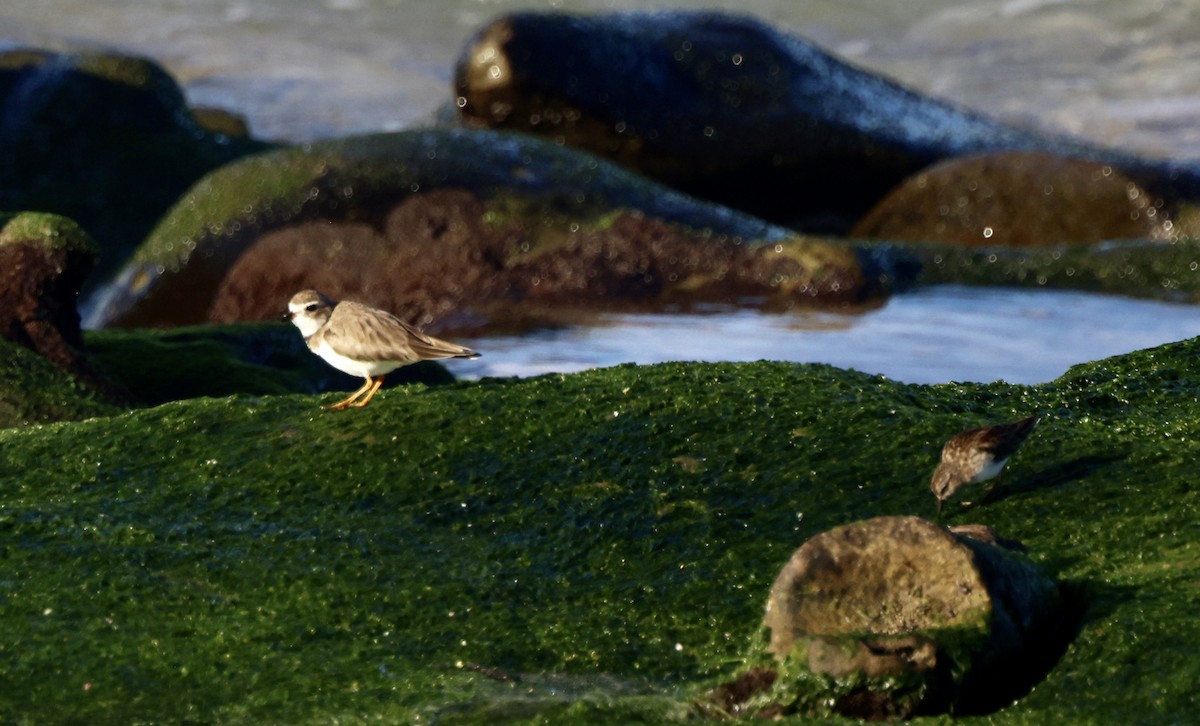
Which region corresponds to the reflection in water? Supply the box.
[443,286,1200,385]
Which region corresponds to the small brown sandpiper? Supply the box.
[930,415,1040,514]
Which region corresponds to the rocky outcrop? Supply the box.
[718,516,1062,719]
[454,11,1200,232]
[91,129,915,331]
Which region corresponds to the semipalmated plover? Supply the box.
[285,289,479,410]
[930,415,1040,514]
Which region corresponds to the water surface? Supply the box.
[445,285,1200,384]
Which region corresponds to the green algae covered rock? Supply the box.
[907,236,1200,302]
[0,211,133,401]
[84,322,457,407]
[0,338,119,428]
[0,211,97,255]
[0,312,457,427]
[91,128,914,329]
[0,48,269,292]
[1,341,1199,722]
[750,516,1061,719]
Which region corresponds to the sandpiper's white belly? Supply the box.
[970,456,1007,484]
[312,339,407,378]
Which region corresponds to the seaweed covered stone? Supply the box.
[737,516,1062,719]
[94,129,914,331]
[0,212,126,400]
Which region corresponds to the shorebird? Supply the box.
[285,289,478,409]
[930,415,1040,514]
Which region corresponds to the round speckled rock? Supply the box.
[753,516,1061,719]
[852,152,1194,246]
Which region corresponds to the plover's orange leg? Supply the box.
[349,375,387,408]
[325,377,375,410]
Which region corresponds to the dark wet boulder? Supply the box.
[454,11,1200,232]
[716,516,1062,719]
[0,48,269,293]
[91,129,916,331]
[853,152,1199,247]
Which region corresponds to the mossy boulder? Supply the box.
[2,318,457,428]
[1,338,1200,721]
[455,11,1200,232]
[0,48,268,293]
[0,212,129,400]
[747,516,1061,719]
[92,129,914,330]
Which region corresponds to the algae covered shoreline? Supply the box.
[1,340,1197,722]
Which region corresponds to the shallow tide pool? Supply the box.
[444,285,1200,385]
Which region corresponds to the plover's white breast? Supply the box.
[311,338,406,379]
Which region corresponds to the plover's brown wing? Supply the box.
[325,301,478,363]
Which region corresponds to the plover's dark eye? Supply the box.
[305,303,320,312]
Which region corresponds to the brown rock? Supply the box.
[752,515,1061,719]
[852,152,1179,246]
[210,189,517,330]
[97,130,909,329]
[763,516,992,662]
[209,189,872,334]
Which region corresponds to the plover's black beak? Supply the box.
[283,311,294,321]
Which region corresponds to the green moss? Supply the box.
[85,322,457,406]
[0,339,118,428]
[0,342,1198,721]
[905,237,1200,301]
[132,130,790,273]
[0,212,98,255]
